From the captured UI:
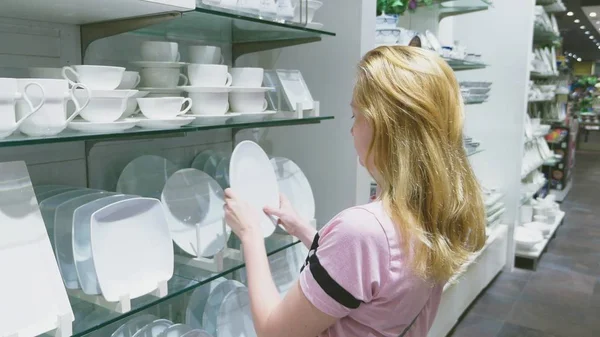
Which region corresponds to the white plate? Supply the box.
[425,30,442,54]
[216,287,257,337]
[186,277,228,330]
[132,319,173,337]
[0,161,74,336]
[178,86,233,93]
[36,186,80,202]
[54,191,111,289]
[131,61,187,68]
[136,116,195,130]
[161,169,230,257]
[215,156,230,189]
[229,141,279,237]
[116,155,178,199]
[158,323,193,337]
[73,194,136,295]
[34,184,71,195]
[232,111,276,123]
[230,86,275,92]
[190,113,240,126]
[138,87,184,95]
[181,330,213,337]
[305,22,324,30]
[201,151,226,178]
[202,280,245,336]
[68,119,138,133]
[190,149,217,172]
[270,157,315,234]
[111,314,158,337]
[78,89,138,98]
[91,198,174,302]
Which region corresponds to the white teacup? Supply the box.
[189,46,224,64]
[188,92,229,115]
[141,41,180,62]
[230,67,264,87]
[28,67,64,79]
[137,97,192,119]
[230,92,268,112]
[117,71,141,90]
[123,91,149,118]
[62,65,125,90]
[141,68,188,88]
[16,79,91,136]
[187,64,232,87]
[75,90,136,123]
[0,78,46,139]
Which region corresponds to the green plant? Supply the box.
[377,0,406,15]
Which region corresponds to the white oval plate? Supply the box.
[161,168,231,257]
[178,86,233,93]
[202,280,245,336]
[231,111,276,123]
[229,141,279,237]
[136,116,195,130]
[73,194,136,295]
[91,198,174,302]
[116,155,178,199]
[68,119,138,133]
[131,61,187,68]
[216,287,257,337]
[186,277,228,330]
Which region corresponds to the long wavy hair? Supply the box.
[353,46,486,283]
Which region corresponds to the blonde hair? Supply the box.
[353,46,486,283]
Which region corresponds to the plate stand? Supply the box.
[67,280,169,314]
[173,220,244,273]
[294,101,320,118]
[7,312,72,337]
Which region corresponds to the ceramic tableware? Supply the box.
[229,141,279,237]
[91,198,174,302]
[74,89,137,123]
[162,169,231,257]
[136,116,195,130]
[514,226,543,251]
[137,97,193,119]
[117,71,141,90]
[191,149,218,173]
[34,185,72,195]
[216,287,257,337]
[520,205,533,224]
[73,194,135,295]
[141,68,189,88]
[53,192,109,289]
[111,315,159,337]
[180,330,213,337]
[131,61,187,69]
[187,64,232,87]
[138,87,184,98]
[231,110,276,122]
[202,280,245,336]
[230,67,263,87]
[190,113,239,126]
[36,186,80,202]
[186,277,228,329]
[189,45,224,64]
[67,118,138,133]
[62,65,125,90]
[197,150,225,178]
[123,91,150,118]
[523,222,552,237]
[15,79,91,136]
[188,92,230,115]
[214,156,230,189]
[116,155,178,199]
[158,324,193,337]
[131,319,173,337]
[141,41,180,62]
[230,92,268,112]
[0,78,46,139]
[0,161,74,337]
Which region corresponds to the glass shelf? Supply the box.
[436,0,492,17]
[69,237,302,336]
[464,98,488,105]
[0,115,333,148]
[467,148,485,157]
[444,58,488,71]
[530,71,559,80]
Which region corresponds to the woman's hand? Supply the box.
[264,194,317,248]
[224,188,262,242]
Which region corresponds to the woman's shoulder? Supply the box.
[321,201,395,244]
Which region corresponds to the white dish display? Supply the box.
[54,191,110,289]
[0,161,73,337]
[202,280,245,336]
[68,119,138,133]
[523,221,552,237]
[179,86,233,93]
[188,92,230,115]
[116,155,178,199]
[136,116,195,130]
[161,169,231,257]
[158,324,193,337]
[271,157,315,233]
[131,319,173,337]
[232,111,276,123]
[112,314,158,337]
[73,194,136,295]
[187,64,232,87]
[186,277,228,330]
[230,67,264,87]
[141,68,188,89]
[63,65,125,90]
[137,97,193,119]
[190,113,240,126]
[514,226,544,251]
[216,287,257,337]
[229,141,279,237]
[131,61,187,68]
[91,197,174,302]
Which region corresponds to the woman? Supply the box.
[224,45,486,337]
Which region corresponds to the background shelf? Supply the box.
[445,58,488,71]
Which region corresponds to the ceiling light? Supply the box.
[591,12,597,17]
[590,36,594,39]
[596,21,600,24]
[567,11,574,16]
[578,58,582,62]
[581,25,586,29]
[586,31,590,34]
[575,19,581,23]
[568,52,573,56]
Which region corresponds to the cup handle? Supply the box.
[66,83,91,123]
[62,66,79,88]
[262,98,268,112]
[133,73,141,88]
[225,102,230,112]
[15,82,46,127]
[219,55,225,65]
[179,97,193,115]
[176,52,181,62]
[179,74,189,86]
[225,73,232,87]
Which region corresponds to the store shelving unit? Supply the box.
[515,211,565,270]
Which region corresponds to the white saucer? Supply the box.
[137,87,184,95]
[232,111,276,122]
[135,116,195,130]
[131,61,187,68]
[88,89,138,98]
[68,119,138,133]
[179,86,233,93]
[190,113,240,126]
[230,86,275,93]
[306,22,324,30]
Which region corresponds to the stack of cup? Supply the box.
[136,41,187,98]
[229,67,270,114]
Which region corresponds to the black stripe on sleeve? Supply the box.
[308,251,362,309]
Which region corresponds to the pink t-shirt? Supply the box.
[299,201,443,337]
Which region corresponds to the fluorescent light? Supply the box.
[596,21,600,24]
[575,19,581,23]
[581,25,586,29]
[578,58,582,62]
[590,36,594,39]
[567,11,574,16]
[591,12,597,17]
[586,31,590,34]
[568,53,573,56]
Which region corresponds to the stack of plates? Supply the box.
[111,314,213,337]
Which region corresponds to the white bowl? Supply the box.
[123,91,149,118]
[515,226,544,251]
[523,222,552,236]
[74,90,136,123]
[137,97,192,119]
[230,92,268,112]
[188,92,229,115]
[63,65,125,90]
